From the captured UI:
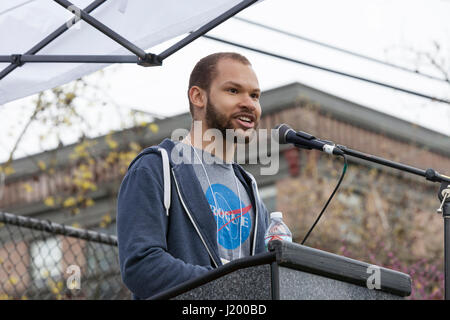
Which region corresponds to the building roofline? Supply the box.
[4,81,449,179]
[260,82,450,157]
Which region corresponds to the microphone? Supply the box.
[274,123,344,156]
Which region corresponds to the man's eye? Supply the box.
[251,93,260,99]
[228,88,238,94]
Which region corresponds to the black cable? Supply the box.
[202,34,450,105]
[301,154,348,245]
[234,16,449,84]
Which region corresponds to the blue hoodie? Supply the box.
[116,138,269,299]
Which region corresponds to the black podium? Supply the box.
[149,240,411,300]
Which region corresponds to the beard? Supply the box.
[204,94,259,145]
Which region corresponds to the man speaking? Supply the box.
[116,52,270,299]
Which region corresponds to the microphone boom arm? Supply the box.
[335,144,450,184]
[277,123,450,298]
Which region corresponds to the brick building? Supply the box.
[1,82,449,298]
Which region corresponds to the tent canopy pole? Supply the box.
[0,0,107,80]
[54,0,149,60]
[158,0,258,60]
[0,0,255,81]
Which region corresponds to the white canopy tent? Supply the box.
[0,0,260,105]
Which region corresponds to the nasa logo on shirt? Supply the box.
[205,183,252,250]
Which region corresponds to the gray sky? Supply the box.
[1,0,449,163]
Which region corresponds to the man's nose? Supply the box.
[238,94,257,111]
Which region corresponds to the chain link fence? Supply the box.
[0,211,130,300]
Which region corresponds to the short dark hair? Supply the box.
[187,52,251,116]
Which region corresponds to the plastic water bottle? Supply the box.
[264,212,292,250]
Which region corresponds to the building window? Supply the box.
[30,237,62,289]
[259,184,277,213]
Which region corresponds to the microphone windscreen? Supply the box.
[274,123,292,144]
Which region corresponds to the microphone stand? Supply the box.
[333,143,450,299]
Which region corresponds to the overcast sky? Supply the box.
[1,0,449,163]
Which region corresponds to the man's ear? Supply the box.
[189,86,207,110]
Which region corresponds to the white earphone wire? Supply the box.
[187,136,244,260]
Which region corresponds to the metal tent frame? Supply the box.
[0,0,258,80]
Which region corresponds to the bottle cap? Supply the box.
[270,211,283,219]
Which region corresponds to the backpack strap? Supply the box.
[158,147,171,216]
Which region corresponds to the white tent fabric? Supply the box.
[0,0,251,105]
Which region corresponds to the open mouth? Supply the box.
[235,115,255,129]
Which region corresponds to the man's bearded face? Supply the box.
[205,92,259,144]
